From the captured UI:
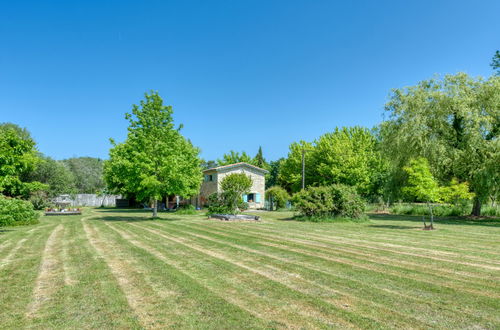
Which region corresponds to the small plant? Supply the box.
[0,195,39,226]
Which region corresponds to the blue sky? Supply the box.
[1,0,499,161]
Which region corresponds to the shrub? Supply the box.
[176,204,197,215]
[206,192,248,215]
[292,184,365,219]
[266,186,290,210]
[0,195,39,226]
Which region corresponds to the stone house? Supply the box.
[198,162,268,209]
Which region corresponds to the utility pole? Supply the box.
[301,148,306,190]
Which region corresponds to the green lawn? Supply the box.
[1,209,499,329]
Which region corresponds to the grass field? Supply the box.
[0,208,499,329]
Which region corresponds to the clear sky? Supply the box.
[1,0,499,161]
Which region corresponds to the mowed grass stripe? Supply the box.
[238,214,500,251]
[225,221,500,268]
[89,219,271,329]
[33,216,142,329]
[187,220,500,280]
[169,221,499,292]
[107,221,376,329]
[0,222,57,328]
[150,221,499,326]
[26,224,65,318]
[83,219,175,329]
[136,222,437,328]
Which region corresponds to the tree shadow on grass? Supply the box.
[93,215,183,222]
[368,224,418,230]
[0,229,14,234]
[368,213,500,228]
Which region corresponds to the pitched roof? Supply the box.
[203,162,269,174]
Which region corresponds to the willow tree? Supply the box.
[381,73,500,216]
[104,91,202,217]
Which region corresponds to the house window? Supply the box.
[243,193,260,203]
[247,193,255,203]
[204,174,213,182]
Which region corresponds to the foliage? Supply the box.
[0,195,39,226]
[266,158,283,189]
[28,190,52,210]
[63,157,105,194]
[440,178,475,205]
[311,127,386,198]
[0,123,45,198]
[492,50,500,75]
[277,128,386,199]
[252,146,268,168]
[381,73,500,216]
[104,91,202,216]
[402,158,441,203]
[292,184,365,219]
[220,173,252,196]
[217,173,252,213]
[266,186,290,210]
[26,154,77,197]
[201,160,218,170]
[217,151,252,166]
[278,140,314,193]
[206,192,249,215]
[176,204,197,215]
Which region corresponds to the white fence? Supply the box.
[54,194,121,207]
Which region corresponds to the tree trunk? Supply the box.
[153,200,158,218]
[428,203,434,229]
[471,198,481,216]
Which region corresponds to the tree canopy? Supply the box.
[381,73,500,215]
[63,157,105,194]
[217,151,252,166]
[104,91,202,216]
[0,123,45,198]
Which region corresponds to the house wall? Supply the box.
[199,169,218,203]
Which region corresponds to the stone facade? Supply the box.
[199,163,268,209]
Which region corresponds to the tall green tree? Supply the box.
[0,123,45,198]
[311,127,386,198]
[26,154,76,197]
[266,158,283,189]
[252,146,267,168]
[278,140,314,193]
[217,150,252,166]
[492,50,500,75]
[381,73,500,215]
[104,91,202,217]
[63,157,105,193]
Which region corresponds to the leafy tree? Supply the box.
[252,146,268,168]
[217,150,252,166]
[440,178,474,205]
[26,154,76,197]
[201,160,218,170]
[219,173,252,213]
[0,123,45,198]
[104,91,202,217]
[492,50,500,75]
[381,73,500,216]
[403,158,442,229]
[266,158,283,189]
[266,186,289,210]
[63,157,105,193]
[312,127,386,198]
[278,141,314,193]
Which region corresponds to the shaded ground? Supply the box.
[0,209,499,329]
